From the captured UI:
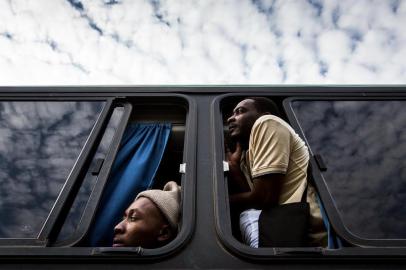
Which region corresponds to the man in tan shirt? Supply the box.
[227,97,326,247]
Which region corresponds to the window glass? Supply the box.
[57,107,124,242]
[0,101,104,238]
[291,100,406,239]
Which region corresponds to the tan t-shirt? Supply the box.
[240,115,327,246]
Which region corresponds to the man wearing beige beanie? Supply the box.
[112,181,181,248]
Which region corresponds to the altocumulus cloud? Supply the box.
[0,0,404,85]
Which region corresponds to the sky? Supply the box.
[0,0,405,85]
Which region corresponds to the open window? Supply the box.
[0,94,196,258]
[214,94,406,259]
[212,94,326,258]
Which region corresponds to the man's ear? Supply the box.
[157,224,172,242]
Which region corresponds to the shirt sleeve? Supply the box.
[249,118,291,178]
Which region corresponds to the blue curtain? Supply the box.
[316,195,343,249]
[89,123,172,247]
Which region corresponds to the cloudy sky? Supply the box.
[0,0,405,85]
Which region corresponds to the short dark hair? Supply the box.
[246,97,280,116]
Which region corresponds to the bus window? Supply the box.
[0,101,105,239]
[55,97,192,251]
[213,95,330,258]
[84,100,189,248]
[0,95,195,256]
[287,99,406,247]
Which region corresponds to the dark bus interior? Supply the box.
[128,97,187,189]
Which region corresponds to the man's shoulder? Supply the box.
[251,115,307,152]
[253,115,289,130]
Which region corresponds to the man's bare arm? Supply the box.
[226,142,250,193]
[229,173,283,213]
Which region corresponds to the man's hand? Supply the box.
[226,141,250,194]
[226,141,242,167]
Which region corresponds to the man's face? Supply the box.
[113,197,168,248]
[227,99,262,141]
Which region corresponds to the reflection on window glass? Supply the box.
[0,101,104,238]
[57,107,124,242]
[292,100,406,239]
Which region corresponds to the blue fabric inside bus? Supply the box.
[89,123,172,247]
[317,195,343,249]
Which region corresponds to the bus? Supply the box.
[0,86,405,269]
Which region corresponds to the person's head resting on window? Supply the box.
[227,97,280,147]
[113,181,181,248]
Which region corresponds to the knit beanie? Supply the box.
[136,181,181,230]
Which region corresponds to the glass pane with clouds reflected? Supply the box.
[292,100,406,239]
[57,107,124,242]
[0,101,104,238]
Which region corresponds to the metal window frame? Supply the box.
[0,97,114,247]
[0,93,196,260]
[212,93,406,260]
[283,95,406,248]
[86,94,197,259]
[212,93,323,260]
